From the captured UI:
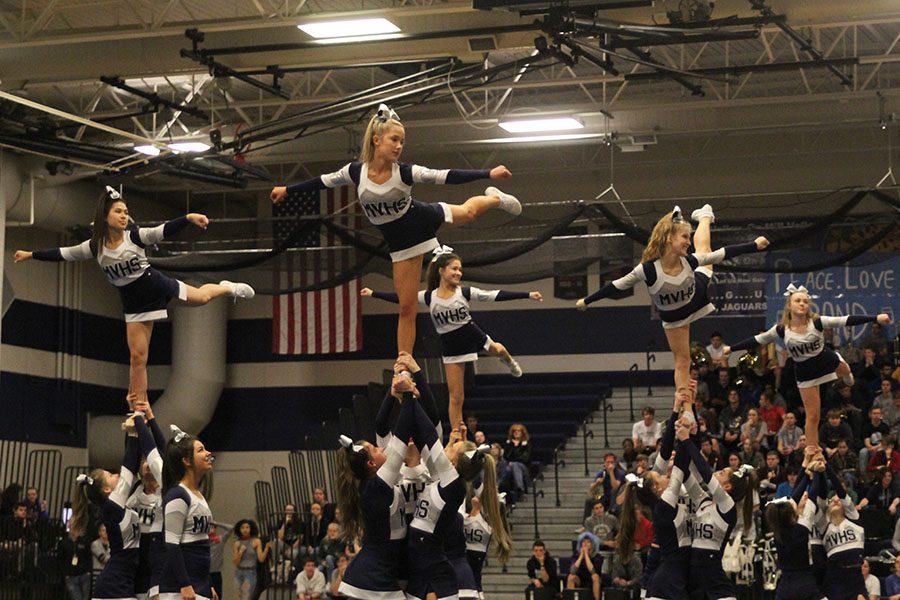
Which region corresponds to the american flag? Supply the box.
[272,186,363,355]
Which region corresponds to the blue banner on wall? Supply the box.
[764,252,898,346]
[708,252,769,317]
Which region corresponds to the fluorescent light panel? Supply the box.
[474,133,605,144]
[298,18,400,39]
[134,145,160,156]
[314,33,404,45]
[169,141,210,153]
[499,117,584,133]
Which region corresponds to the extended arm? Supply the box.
[825,463,859,519]
[409,164,491,185]
[467,287,534,302]
[133,415,163,484]
[286,164,356,195]
[728,325,780,353]
[582,265,645,305]
[137,216,192,245]
[109,433,141,507]
[374,392,394,449]
[692,239,767,267]
[820,315,881,329]
[28,240,93,262]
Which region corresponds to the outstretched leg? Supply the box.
[693,215,713,255]
[392,256,423,355]
[664,325,692,397]
[126,321,154,405]
[800,386,821,450]
[487,340,522,377]
[182,283,235,306]
[445,362,466,432]
[445,187,521,227]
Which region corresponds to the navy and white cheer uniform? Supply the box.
[127,417,167,599]
[730,315,879,388]
[374,369,442,450]
[821,465,866,600]
[400,464,431,525]
[582,242,761,329]
[32,218,190,322]
[370,286,531,363]
[159,484,213,600]
[682,440,737,600]
[771,487,825,600]
[446,512,478,599]
[644,438,692,600]
[808,473,828,587]
[92,433,144,600]
[464,510,491,599]
[407,399,470,600]
[338,402,412,600]
[286,162,491,262]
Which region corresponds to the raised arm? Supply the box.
[19,240,93,263]
[820,314,890,328]
[136,214,207,246]
[467,287,541,302]
[825,463,858,519]
[109,433,141,508]
[133,414,163,485]
[374,391,395,449]
[791,469,810,505]
[691,238,769,267]
[580,264,646,307]
[407,164,494,185]
[377,393,416,488]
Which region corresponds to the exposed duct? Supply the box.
[87,302,228,468]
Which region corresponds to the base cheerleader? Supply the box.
[159,426,216,600]
[820,463,867,600]
[724,283,891,453]
[362,247,542,427]
[577,204,768,395]
[272,104,522,357]
[14,186,255,405]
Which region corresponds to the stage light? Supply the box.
[499,117,584,133]
[169,141,211,153]
[134,145,160,156]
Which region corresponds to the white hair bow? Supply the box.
[768,496,796,507]
[464,444,491,460]
[75,474,94,487]
[339,435,364,454]
[735,464,754,478]
[625,472,644,488]
[431,244,455,262]
[671,205,684,224]
[376,103,400,123]
[783,283,810,297]
[170,424,189,443]
[105,185,121,200]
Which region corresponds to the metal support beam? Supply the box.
[100,76,209,120]
[623,57,858,81]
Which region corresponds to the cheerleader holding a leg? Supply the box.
[577,205,769,397]
[724,284,891,455]
[362,247,542,428]
[272,104,522,357]
[14,186,254,405]
[820,463,868,600]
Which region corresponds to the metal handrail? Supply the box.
[646,347,657,396]
[553,443,566,508]
[628,363,639,421]
[531,486,545,540]
[582,421,594,476]
[599,394,612,448]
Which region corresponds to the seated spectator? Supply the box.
[632,508,654,553]
[774,466,800,500]
[821,410,855,458]
[91,523,110,570]
[727,452,741,471]
[740,408,768,450]
[707,331,729,368]
[295,557,327,600]
[738,438,765,471]
[306,503,327,554]
[473,431,487,445]
[828,438,860,488]
[874,378,896,411]
[526,540,559,592]
[709,367,734,411]
[0,484,22,518]
[866,434,900,475]
[759,451,786,500]
[699,436,723,471]
[465,413,480,442]
[861,322,889,357]
[276,503,304,562]
[21,488,48,523]
[58,518,92,600]
[758,388,784,440]
[861,559,880,600]
[860,406,891,472]
[691,366,710,405]
[631,455,650,477]
[858,467,900,514]
[312,488,336,526]
[855,347,885,394]
[619,439,638,472]
[777,412,804,465]
[719,390,747,453]
[566,536,604,600]
[696,397,719,437]
[632,408,661,454]
[608,549,643,598]
[490,443,513,498]
[883,554,900,598]
[586,454,625,517]
[504,423,533,503]
[582,501,618,550]
[329,554,349,599]
[1,502,30,546]
[316,523,346,580]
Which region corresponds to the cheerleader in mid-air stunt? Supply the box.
[724,284,891,456]
[577,205,769,395]
[14,186,254,405]
[271,104,522,357]
[361,246,542,429]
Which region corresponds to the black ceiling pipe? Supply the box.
[100,76,209,120]
[623,56,859,81]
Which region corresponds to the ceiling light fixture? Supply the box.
[298,18,400,39]
[473,133,605,144]
[134,145,161,156]
[499,117,584,133]
[169,141,211,153]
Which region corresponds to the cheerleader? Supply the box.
[127,399,168,600]
[764,477,825,600]
[13,186,254,406]
[820,462,867,600]
[724,284,891,452]
[446,512,479,600]
[362,247,542,427]
[159,425,216,600]
[463,496,492,600]
[70,412,157,600]
[616,415,692,600]
[577,205,768,395]
[272,103,522,356]
[406,399,505,600]
[680,429,756,600]
[335,375,416,600]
